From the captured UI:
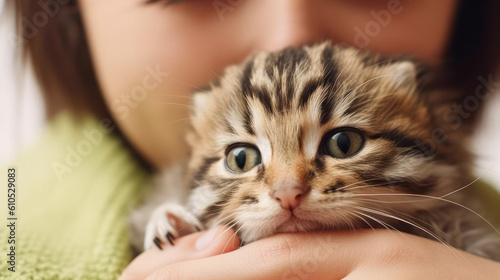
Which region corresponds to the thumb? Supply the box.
[119,226,240,280]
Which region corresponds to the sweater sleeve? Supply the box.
[0,113,152,280]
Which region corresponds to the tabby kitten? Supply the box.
[130,42,500,261]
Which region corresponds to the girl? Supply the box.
[5,1,500,279]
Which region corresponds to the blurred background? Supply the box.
[1,0,499,190]
[1,1,46,165]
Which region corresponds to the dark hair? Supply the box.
[10,0,153,170]
[12,0,500,124]
[14,0,109,119]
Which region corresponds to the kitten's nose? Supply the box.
[273,187,306,210]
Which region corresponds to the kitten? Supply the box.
[129,42,500,261]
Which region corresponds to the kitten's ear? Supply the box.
[192,92,209,115]
[384,61,417,89]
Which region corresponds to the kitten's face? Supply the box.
[186,43,466,243]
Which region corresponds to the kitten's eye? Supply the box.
[325,129,364,158]
[225,145,261,173]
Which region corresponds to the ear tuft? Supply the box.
[192,92,209,115]
[385,61,417,89]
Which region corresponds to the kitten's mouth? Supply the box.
[272,210,324,234]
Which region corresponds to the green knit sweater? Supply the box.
[0,113,152,279]
[0,113,499,279]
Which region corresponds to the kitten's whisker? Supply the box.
[345,75,395,95]
[150,101,227,120]
[337,91,373,116]
[336,59,397,92]
[356,206,454,249]
[352,209,428,251]
[206,66,223,80]
[440,164,496,199]
[197,208,226,221]
[350,211,376,232]
[207,219,239,250]
[356,199,461,244]
[193,210,239,232]
[149,102,196,109]
[210,201,233,207]
[167,209,226,234]
[168,211,236,237]
[336,212,355,231]
[355,206,479,268]
[338,179,404,193]
[202,212,238,225]
[221,223,245,254]
[162,77,208,92]
[337,178,394,191]
[152,94,195,99]
[352,209,394,231]
[353,193,500,236]
[355,209,405,235]
[342,184,387,192]
[152,102,226,121]
[346,213,357,230]
[332,63,349,91]
[167,117,221,125]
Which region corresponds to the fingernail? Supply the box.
[195,227,218,251]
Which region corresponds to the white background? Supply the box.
[1,1,499,190]
[1,1,46,165]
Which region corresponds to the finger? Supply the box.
[119,226,240,280]
[342,269,403,280]
[145,231,381,280]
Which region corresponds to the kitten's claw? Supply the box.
[165,232,175,246]
[153,237,163,250]
[144,203,202,250]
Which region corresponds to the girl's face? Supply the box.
[79,0,458,168]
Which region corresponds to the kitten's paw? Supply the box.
[144,203,202,250]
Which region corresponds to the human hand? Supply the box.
[119,226,240,280]
[132,229,500,280]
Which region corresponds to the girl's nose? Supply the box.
[252,0,330,52]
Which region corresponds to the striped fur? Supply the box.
[138,42,499,260]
